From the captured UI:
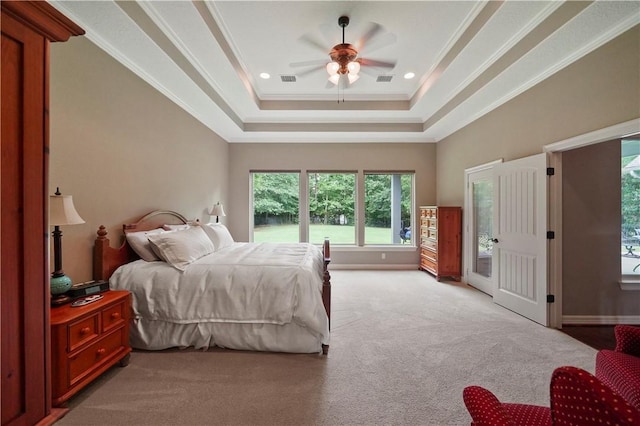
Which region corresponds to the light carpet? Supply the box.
[58,270,597,425]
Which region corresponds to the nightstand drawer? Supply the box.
[69,327,125,386]
[102,302,125,333]
[68,315,99,352]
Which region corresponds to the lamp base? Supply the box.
[51,273,72,295]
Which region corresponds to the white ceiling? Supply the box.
[49,1,640,144]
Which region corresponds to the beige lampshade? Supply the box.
[209,203,226,217]
[50,194,85,226]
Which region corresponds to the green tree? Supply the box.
[309,173,355,225]
[365,174,413,228]
[253,173,299,225]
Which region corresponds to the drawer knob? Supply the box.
[110,312,120,320]
[80,327,91,335]
[96,348,106,356]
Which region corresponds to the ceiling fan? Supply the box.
[291,15,397,87]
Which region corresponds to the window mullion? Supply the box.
[300,171,309,243]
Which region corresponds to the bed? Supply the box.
[93,210,331,354]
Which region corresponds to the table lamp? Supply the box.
[209,202,226,223]
[50,188,85,305]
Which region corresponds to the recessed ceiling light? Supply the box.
[260,73,270,79]
[404,72,415,80]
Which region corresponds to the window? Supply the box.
[251,170,415,246]
[251,172,299,243]
[621,138,640,279]
[308,172,356,244]
[364,173,414,245]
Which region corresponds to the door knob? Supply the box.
[491,238,499,243]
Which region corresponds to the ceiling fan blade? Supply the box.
[359,58,397,69]
[296,65,325,77]
[299,34,329,54]
[318,22,339,46]
[357,22,384,50]
[289,59,327,68]
[360,32,397,54]
[359,66,378,77]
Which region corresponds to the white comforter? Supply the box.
[110,242,329,348]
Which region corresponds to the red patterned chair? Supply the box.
[463,366,640,425]
[596,324,640,412]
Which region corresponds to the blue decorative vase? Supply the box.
[51,274,72,295]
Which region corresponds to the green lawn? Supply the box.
[253,224,410,244]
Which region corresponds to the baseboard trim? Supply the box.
[330,264,419,271]
[563,315,640,325]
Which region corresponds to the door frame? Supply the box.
[544,118,640,328]
[464,159,503,293]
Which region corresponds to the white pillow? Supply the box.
[126,228,165,262]
[162,223,191,231]
[201,223,235,251]
[147,226,215,271]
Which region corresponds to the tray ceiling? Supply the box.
[49,1,640,143]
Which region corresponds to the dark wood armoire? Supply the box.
[1,2,83,425]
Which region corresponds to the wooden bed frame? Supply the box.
[93,210,331,354]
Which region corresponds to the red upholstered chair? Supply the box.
[596,324,640,411]
[463,366,640,425]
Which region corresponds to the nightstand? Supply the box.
[50,290,132,406]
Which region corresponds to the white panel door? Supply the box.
[492,153,548,325]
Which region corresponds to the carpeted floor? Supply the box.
[58,270,597,425]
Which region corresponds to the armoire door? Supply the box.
[1,3,83,425]
[2,11,49,424]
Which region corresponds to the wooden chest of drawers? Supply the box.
[51,290,131,406]
[419,206,462,281]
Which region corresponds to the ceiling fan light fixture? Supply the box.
[348,73,360,84]
[347,61,360,74]
[328,74,341,85]
[326,61,340,75]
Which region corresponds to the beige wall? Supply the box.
[48,25,639,317]
[437,25,640,206]
[50,37,228,283]
[228,143,436,266]
[436,26,640,318]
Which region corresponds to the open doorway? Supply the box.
[544,119,640,328]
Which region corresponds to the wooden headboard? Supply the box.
[93,210,188,281]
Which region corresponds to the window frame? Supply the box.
[363,171,416,246]
[250,169,416,248]
[621,138,640,286]
[250,170,301,243]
